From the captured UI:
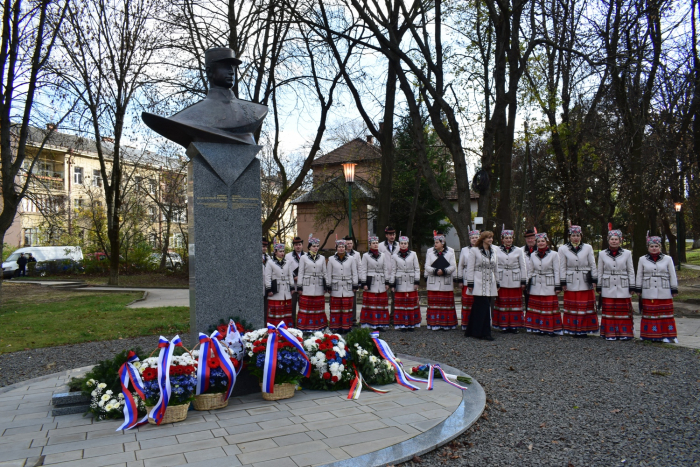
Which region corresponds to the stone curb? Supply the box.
[125,290,149,306]
[320,353,486,467]
[0,365,94,395]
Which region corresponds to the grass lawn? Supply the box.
[14,272,188,288]
[686,247,700,266]
[0,283,189,354]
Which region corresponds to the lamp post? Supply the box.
[342,162,357,239]
[674,202,682,270]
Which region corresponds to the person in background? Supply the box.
[635,232,679,343]
[296,234,328,331]
[262,237,269,322]
[597,225,636,341]
[465,231,499,340]
[494,226,527,332]
[559,224,599,337]
[360,234,392,330]
[391,233,421,331]
[265,240,296,326]
[326,237,358,334]
[424,231,458,330]
[378,226,399,323]
[457,226,480,330]
[285,237,305,324]
[16,253,27,277]
[524,231,563,336]
[344,235,361,325]
[522,229,537,256]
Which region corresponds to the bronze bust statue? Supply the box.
[142,48,268,146]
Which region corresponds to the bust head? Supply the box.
[204,47,242,89]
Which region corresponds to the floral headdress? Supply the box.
[568,223,582,235]
[501,224,514,238]
[607,223,623,239]
[534,227,548,241]
[368,231,379,244]
[398,231,409,243]
[646,230,661,246]
[335,234,346,247]
[433,230,445,242]
[469,225,480,237]
[308,233,320,246]
[273,238,285,251]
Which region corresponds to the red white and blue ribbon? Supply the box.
[370,331,427,391]
[196,331,238,399]
[116,351,148,431]
[149,335,183,425]
[426,365,435,390]
[429,364,470,391]
[347,364,391,400]
[224,320,244,371]
[262,321,311,394]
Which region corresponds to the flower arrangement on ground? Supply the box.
[86,379,146,420]
[242,326,308,387]
[138,352,197,407]
[408,364,472,384]
[303,332,354,390]
[345,328,396,386]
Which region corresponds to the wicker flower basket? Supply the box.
[193,392,229,411]
[145,402,190,425]
[259,383,296,401]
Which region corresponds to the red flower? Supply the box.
[253,346,265,353]
[322,372,331,380]
[231,358,240,369]
[142,368,157,381]
[331,335,340,341]
[208,358,220,369]
[325,351,336,360]
[315,339,322,344]
[217,324,227,335]
[331,376,339,383]
[170,366,182,376]
[342,359,347,365]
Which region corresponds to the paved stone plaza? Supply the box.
[0,357,484,467]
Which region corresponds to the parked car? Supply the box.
[2,246,83,278]
[34,258,84,276]
[149,252,183,271]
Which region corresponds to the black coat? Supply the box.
[17,256,28,267]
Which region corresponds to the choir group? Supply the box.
[261,224,679,344]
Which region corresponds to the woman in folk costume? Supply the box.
[264,240,296,326]
[457,226,481,330]
[296,234,328,331]
[391,233,421,331]
[465,231,499,340]
[597,225,636,340]
[494,225,527,332]
[360,234,393,329]
[424,231,458,330]
[325,236,359,333]
[635,232,679,343]
[559,223,599,336]
[524,230,563,335]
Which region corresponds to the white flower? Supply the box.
[105,390,113,395]
[87,379,95,387]
[132,362,142,369]
[98,400,105,407]
[337,349,346,358]
[118,393,124,399]
[329,362,340,374]
[98,383,107,389]
[337,342,345,350]
[338,364,344,372]
[91,391,97,397]
[315,351,326,361]
[374,368,379,374]
[248,351,254,357]
[354,343,359,347]
[101,394,110,402]
[369,356,378,364]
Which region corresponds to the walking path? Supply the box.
[0,357,484,467]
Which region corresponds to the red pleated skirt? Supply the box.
[427,290,457,330]
[562,290,598,334]
[360,291,390,329]
[329,296,354,332]
[461,287,474,330]
[394,291,421,328]
[640,298,677,342]
[525,294,562,334]
[267,299,292,327]
[599,297,634,340]
[493,287,524,330]
[296,294,327,331]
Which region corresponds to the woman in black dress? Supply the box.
[465,231,499,340]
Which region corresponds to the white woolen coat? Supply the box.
[527,249,561,296]
[297,253,327,296]
[326,253,359,298]
[285,250,305,286]
[496,245,527,289]
[392,250,421,293]
[457,246,474,285]
[264,256,295,301]
[346,249,362,281]
[596,248,635,299]
[424,247,457,292]
[466,246,499,297]
[635,254,679,300]
[361,251,392,294]
[558,243,598,291]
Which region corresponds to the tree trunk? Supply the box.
[376,59,398,241]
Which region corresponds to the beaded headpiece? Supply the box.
[469,224,480,237]
[534,227,548,241]
[607,223,623,239]
[368,231,379,244]
[569,224,582,235]
[646,230,661,246]
[398,231,409,243]
[501,224,514,238]
[273,238,285,251]
[433,230,445,242]
[308,233,320,246]
[335,234,346,247]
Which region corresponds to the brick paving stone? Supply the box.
[135,438,227,460]
[124,441,140,452]
[0,430,48,445]
[409,417,442,432]
[236,440,328,465]
[210,428,228,437]
[83,443,124,458]
[290,404,342,417]
[42,433,137,456]
[290,449,337,467]
[142,453,187,467]
[0,417,54,430]
[2,424,45,436]
[237,438,277,453]
[136,422,220,441]
[257,418,293,430]
[86,428,129,440]
[282,400,319,411]
[43,449,84,465]
[245,406,279,416]
[317,424,357,439]
[31,436,48,447]
[328,407,363,417]
[47,431,87,445]
[251,456,297,467]
[340,434,409,457]
[299,411,335,422]
[419,408,452,419]
[390,413,427,424]
[0,461,30,467]
[222,444,242,456]
[175,429,214,444]
[49,451,137,467]
[304,413,378,431]
[322,426,406,449]
[350,420,387,432]
[217,410,292,426]
[306,430,326,440]
[0,446,42,463]
[224,424,307,445]
[185,457,242,467]
[273,432,313,447]
[326,447,351,461]
[183,446,227,463]
[222,424,263,436]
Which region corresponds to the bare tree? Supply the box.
[54,0,166,284]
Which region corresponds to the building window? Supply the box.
[173,209,185,224]
[149,206,157,222]
[92,169,102,187]
[38,160,53,177]
[148,179,156,195]
[74,198,85,211]
[74,167,83,185]
[150,233,158,247]
[24,228,39,246]
[171,233,184,248]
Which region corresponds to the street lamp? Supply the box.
[674,202,682,270]
[342,162,357,239]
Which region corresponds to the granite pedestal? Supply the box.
[186,142,265,342]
